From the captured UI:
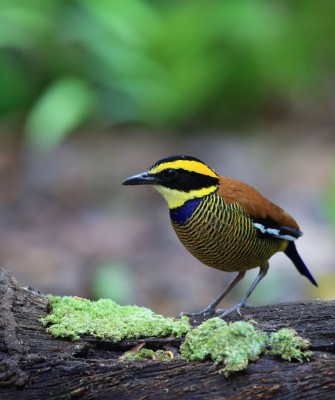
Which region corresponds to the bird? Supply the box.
[122,155,317,318]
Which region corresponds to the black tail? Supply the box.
[284,241,318,286]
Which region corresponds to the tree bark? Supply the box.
[0,267,334,400]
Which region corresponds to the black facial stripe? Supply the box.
[155,169,219,191]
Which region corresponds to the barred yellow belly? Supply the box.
[171,195,283,272]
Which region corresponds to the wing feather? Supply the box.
[218,176,301,239]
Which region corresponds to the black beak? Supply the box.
[122,171,159,186]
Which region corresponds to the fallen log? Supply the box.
[0,267,334,399]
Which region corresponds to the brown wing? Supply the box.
[218,176,300,232]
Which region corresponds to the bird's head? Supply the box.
[122,155,219,209]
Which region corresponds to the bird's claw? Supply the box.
[217,306,241,318]
[180,305,216,318]
[216,298,248,318]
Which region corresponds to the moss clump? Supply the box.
[268,328,312,362]
[40,296,191,341]
[180,319,312,377]
[180,318,267,377]
[124,348,174,361]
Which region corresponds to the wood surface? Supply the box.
[0,267,334,399]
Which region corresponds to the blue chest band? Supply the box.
[170,198,202,225]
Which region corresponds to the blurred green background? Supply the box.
[0,0,334,315]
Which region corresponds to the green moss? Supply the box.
[180,318,267,377]
[180,319,312,377]
[40,295,191,341]
[41,296,312,376]
[124,348,155,361]
[268,328,312,362]
[124,348,173,361]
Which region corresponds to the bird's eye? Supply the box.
[164,169,177,179]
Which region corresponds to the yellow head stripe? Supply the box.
[149,160,218,178]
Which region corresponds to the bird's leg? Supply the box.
[180,271,246,317]
[217,263,269,318]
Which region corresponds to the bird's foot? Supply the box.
[216,298,248,318]
[180,305,216,318]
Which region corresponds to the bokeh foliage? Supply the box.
[1,0,335,146]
